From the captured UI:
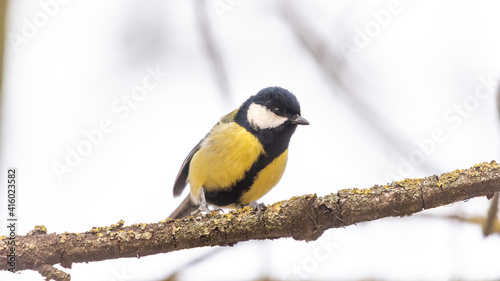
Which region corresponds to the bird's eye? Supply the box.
[272,107,281,114]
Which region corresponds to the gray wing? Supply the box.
[172,108,239,198]
[173,140,202,197]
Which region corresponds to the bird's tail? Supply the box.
[168,195,198,219]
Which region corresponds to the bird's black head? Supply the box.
[235,87,309,155]
[236,86,309,132]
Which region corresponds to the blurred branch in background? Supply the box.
[497,82,500,115]
[484,85,500,237]
[0,0,8,155]
[483,193,499,236]
[194,0,231,103]
[161,248,224,281]
[170,3,235,275]
[421,213,500,236]
[280,1,440,174]
[0,0,7,97]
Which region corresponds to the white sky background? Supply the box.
[1,0,500,280]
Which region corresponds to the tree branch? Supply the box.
[1,161,500,280]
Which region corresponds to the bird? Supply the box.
[169,86,309,219]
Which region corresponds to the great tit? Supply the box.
[169,86,309,219]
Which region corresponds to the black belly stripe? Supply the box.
[204,152,275,206]
[203,124,297,207]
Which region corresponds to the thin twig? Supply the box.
[420,213,500,236]
[36,264,71,281]
[161,248,225,281]
[0,0,6,94]
[485,84,500,236]
[194,0,231,102]
[483,193,499,236]
[280,1,440,174]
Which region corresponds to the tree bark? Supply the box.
[1,161,500,280]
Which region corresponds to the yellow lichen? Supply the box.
[357,188,373,194]
[396,178,423,186]
[466,161,499,178]
[472,161,499,171]
[269,201,283,212]
[59,234,67,244]
[172,226,181,234]
[34,225,47,233]
[89,219,125,235]
[223,212,234,220]
[340,187,374,195]
[111,219,125,228]
[437,169,464,187]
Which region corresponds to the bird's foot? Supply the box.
[190,205,225,217]
[191,204,211,216]
[191,187,211,216]
[247,201,267,218]
[190,187,225,216]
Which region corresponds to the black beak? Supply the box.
[290,115,310,125]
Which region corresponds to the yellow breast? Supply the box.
[239,149,288,205]
[188,122,264,203]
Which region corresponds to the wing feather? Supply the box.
[173,140,202,197]
[172,108,239,197]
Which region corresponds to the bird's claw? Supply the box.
[191,204,211,216]
[191,187,211,216]
[248,201,266,218]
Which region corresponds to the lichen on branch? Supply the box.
[1,161,499,281]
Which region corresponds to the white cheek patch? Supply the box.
[247,103,288,129]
